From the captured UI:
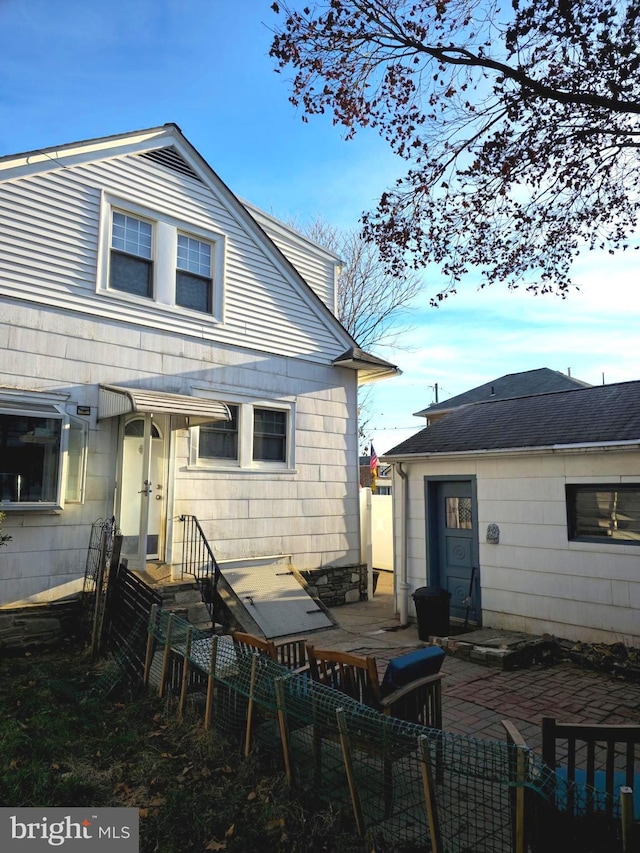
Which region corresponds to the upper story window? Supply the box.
[110,212,153,298]
[176,235,213,313]
[0,394,88,510]
[566,484,640,544]
[99,194,225,321]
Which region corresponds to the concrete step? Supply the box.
[435,627,558,670]
[132,572,213,632]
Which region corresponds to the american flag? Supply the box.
[369,443,379,475]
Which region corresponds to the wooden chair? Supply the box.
[502,720,534,853]
[306,644,444,727]
[542,715,639,852]
[502,718,639,852]
[541,717,640,809]
[230,630,309,759]
[230,629,309,672]
[306,644,445,832]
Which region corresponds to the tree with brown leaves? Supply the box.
[270,1,640,301]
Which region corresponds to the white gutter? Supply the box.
[385,439,640,464]
[396,462,410,627]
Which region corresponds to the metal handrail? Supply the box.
[178,515,221,629]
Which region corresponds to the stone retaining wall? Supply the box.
[0,600,80,651]
[298,564,368,607]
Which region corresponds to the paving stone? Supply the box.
[314,580,640,750]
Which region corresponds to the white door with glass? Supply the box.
[119,414,167,566]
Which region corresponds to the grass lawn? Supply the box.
[0,642,382,853]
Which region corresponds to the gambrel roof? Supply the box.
[387,380,640,458]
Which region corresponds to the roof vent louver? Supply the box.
[138,147,203,182]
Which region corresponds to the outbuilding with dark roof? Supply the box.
[384,380,640,647]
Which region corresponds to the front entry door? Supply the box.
[435,480,479,621]
[119,414,167,566]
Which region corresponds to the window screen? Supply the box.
[199,406,239,460]
[567,485,640,543]
[110,212,153,297]
[176,235,212,313]
[253,408,287,462]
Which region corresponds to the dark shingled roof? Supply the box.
[387,380,640,457]
[414,367,590,417]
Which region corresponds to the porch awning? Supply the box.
[98,385,231,428]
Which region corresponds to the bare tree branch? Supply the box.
[270,0,640,298]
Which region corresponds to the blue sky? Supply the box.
[2,0,638,454]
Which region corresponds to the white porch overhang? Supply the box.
[98,385,231,429]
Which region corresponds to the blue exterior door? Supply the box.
[434,480,479,622]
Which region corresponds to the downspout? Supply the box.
[396,461,410,626]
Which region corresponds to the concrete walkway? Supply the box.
[312,571,640,756]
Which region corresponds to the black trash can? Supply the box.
[412,586,451,640]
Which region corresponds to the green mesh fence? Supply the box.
[145,609,629,853]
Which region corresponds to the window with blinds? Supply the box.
[566,485,640,543]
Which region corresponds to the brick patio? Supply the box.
[318,571,640,757]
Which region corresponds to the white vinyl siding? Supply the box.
[395,450,640,647]
[246,203,339,313]
[0,300,360,605]
[0,155,349,362]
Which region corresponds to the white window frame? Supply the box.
[0,390,88,511]
[65,414,89,504]
[97,192,225,322]
[109,209,155,300]
[195,403,241,468]
[189,392,296,473]
[252,406,289,465]
[175,232,214,314]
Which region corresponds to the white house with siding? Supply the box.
[384,381,640,647]
[0,124,397,607]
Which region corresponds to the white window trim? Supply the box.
[64,414,89,504]
[193,402,242,470]
[0,389,87,511]
[252,404,290,468]
[97,191,226,322]
[189,391,296,473]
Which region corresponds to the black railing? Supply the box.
[178,515,221,628]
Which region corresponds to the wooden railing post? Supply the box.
[244,655,258,758]
[178,626,192,721]
[204,635,218,731]
[274,677,292,784]
[336,708,365,837]
[418,735,441,853]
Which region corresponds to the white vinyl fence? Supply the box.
[359,489,394,578]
